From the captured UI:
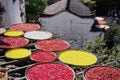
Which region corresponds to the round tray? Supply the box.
[95,17,104,20]
[0,28,6,34]
[30,51,57,62]
[0,37,29,49]
[58,50,97,66]
[10,23,40,32]
[5,48,31,59]
[26,63,75,80]
[95,25,106,29]
[4,30,24,37]
[35,39,70,51]
[83,66,120,80]
[95,20,106,25]
[24,30,53,40]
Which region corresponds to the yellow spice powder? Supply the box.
[4,30,24,37]
[5,48,31,59]
[59,50,97,66]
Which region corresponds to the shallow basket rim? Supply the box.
[25,62,75,80]
[5,48,31,60]
[24,30,53,40]
[83,65,120,80]
[58,49,97,67]
[10,23,41,32]
[0,37,29,49]
[30,50,57,63]
[35,39,70,51]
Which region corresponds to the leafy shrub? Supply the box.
[25,0,60,22]
[25,0,46,21]
[82,37,120,68]
[82,38,107,56]
[105,24,120,47]
[106,45,120,62]
[78,0,96,11]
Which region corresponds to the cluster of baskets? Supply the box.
[0,23,120,80]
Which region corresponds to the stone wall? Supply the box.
[1,0,26,28]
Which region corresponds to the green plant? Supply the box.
[107,45,120,62]
[104,44,120,68]
[25,0,60,22]
[25,0,46,21]
[82,38,107,56]
[78,0,96,11]
[82,37,120,68]
[87,1,96,10]
[105,24,120,47]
